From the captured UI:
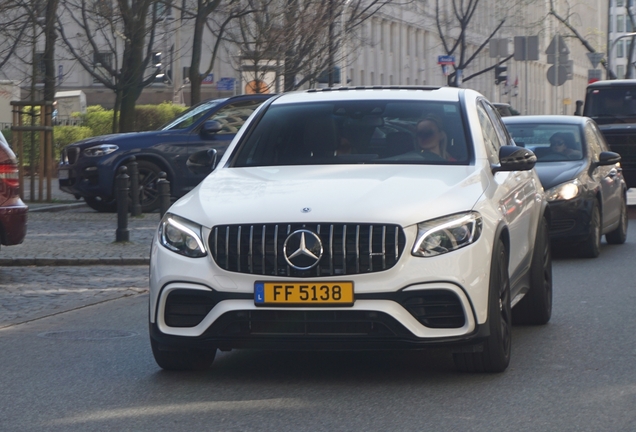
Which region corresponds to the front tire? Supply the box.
[513,217,552,325]
[134,160,164,213]
[454,239,511,373]
[150,338,216,371]
[606,194,628,245]
[580,200,601,258]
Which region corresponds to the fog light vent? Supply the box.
[402,290,465,328]
[164,289,218,327]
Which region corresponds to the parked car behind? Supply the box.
[503,115,627,257]
[149,86,552,373]
[58,94,274,212]
[0,132,27,249]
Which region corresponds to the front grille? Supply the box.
[164,289,220,327]
[209,223,406,277]
[209,310,410,337]
[401,290,465,328]
[64,147,80,165]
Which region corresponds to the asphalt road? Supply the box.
[2,228,636,430]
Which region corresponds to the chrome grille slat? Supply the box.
[210,223,406,277]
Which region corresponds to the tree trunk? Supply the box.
[189,5,206,105]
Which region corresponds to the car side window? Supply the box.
[207,100,265,135]
[584,123,602,161]
[476,103,501,164]
[483,101,512,146]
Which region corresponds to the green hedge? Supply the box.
[3,102,188,166]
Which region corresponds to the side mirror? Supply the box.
[596,151,621,166]
[186,148,218,175]
[574,100,584,116]
[201,120,223,136]
[492,145,537,174]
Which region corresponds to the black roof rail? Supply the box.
[306,85,441,93]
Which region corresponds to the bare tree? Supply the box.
[434,0,519,86]
[57,0,163,132]
[182,0,254,104]
[0,0,31,71]
[227,0,391,93]
[548,0,615,79]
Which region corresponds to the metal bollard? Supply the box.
[116,165,130,242]
[158,171,170,218]
[128,156,141,217]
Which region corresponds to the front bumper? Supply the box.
[0,199,28,245]
[547,195,593,244]
[149,224,493,351]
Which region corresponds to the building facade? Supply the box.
[0,0,608,116]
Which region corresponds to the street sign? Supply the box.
[547,65,568,86]
[546,35,570,65]
[586,52,604,69]
[216,77,235,91]
[202,73,214,84]
[588,69,602,83]
[489,38,509,58]
[438,55,455,65]
[513,36,539,61]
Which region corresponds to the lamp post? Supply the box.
[608,32,636,79]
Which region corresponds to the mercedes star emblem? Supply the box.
[283,229,323,270]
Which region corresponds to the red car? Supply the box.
[0,132,27,248]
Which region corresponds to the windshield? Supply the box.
[584,87,636,121]
[232,100,470,167]
[160,99,225,130]
[506,123,584,162]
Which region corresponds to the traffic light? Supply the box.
[494,65,507,85]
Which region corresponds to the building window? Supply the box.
[34,52,45,84]
[617,65,625,79]
[618,15,625,33]
[618,40,625,58]
[617,0,624,6]
[610,14,613,33]
[628,18,633,33]
[360,70,364,85]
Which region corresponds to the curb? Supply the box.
[0,258,149,266]
[28,202,88,213]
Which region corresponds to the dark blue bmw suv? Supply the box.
[58,94,273,212]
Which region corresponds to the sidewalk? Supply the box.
[1,203,159,266]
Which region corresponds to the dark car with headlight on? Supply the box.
[504,115,627,257]
[58,94,273,212]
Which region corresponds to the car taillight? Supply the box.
[0,162,20,191]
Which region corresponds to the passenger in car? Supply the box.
[416,113,455,161]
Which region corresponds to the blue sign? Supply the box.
[438,55,455,65]
[254,282,264,304]
[217,77,235,91]
[202,73,214,84]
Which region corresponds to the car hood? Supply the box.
[169,164,489,228]
[534,160,587,190]
[69,131,166,148]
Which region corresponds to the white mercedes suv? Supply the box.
[149,86,552,373]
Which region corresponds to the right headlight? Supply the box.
[412,212,482,257]
[83,144,119,157]
[159,214,207,258]
[545,180,580,202]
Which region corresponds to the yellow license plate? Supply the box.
[254,282,354,306]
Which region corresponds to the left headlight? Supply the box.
[83,144,119,157]
[159,214,207,258]
[412,212,482,257]
[545,180,580,202]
